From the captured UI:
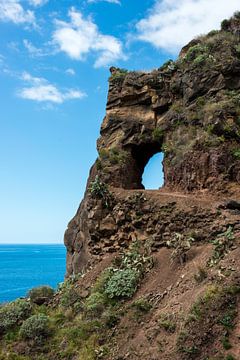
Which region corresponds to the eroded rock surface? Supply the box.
[65,17,240,276]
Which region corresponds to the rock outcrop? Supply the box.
[65,15,240,277]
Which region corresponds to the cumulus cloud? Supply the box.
[0,0,35,25]
[87,0,121,4]
[136,0,240,54]
[28,0,48,6]
[52,7,125,67]
[18,72,86,103]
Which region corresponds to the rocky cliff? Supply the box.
[1,13,240,360]
[64,14,240,277]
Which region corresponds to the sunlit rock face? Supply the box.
[64,15,240,276]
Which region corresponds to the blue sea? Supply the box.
[0,244,66,304]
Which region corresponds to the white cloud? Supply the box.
[87,0,121,4]
[52,7,125,67]
[0,0,35,25]
[66,68,75,76]
[18,72,86,103]
[28,0,48,6]
[136,0,240,54]
[23,39,43,56]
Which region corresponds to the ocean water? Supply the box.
[0,244,66,304]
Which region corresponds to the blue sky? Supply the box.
[0,0,239,244]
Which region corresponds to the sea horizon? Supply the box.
[0,243,66,304]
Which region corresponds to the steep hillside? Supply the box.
[1,13,240,360]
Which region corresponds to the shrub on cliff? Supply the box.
[105,268,140,299]
[19,314,50,341]
[28,285,54,305]
[104,241,153,299]
[0,299,32,335]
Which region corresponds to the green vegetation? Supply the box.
[109,68,128,81]
[177,284,240,358]
[99,147,128,166]
[89,175,113,208]
[19,314,50,342]
[152,127,164,143]
[232,148,240,159]
[105,268,139,299]
[105,241,153,299]
[131,298,152,313]
[158,314,176,333]
[221,19,230,31]
[28,286,54,305]
[167,232,194,264]
[0,299,32,335]
[208,226,235,267]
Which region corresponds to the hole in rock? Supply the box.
[142,152,164,189]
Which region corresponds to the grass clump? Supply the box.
[28,286,54,305]
[19,314,50,342]
[0,299,32,335]
[158,314,176,333]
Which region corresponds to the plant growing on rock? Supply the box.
[208,226,235,267]
[152,127,164,143]
[89,175,113,208]
[109,68,128,81]
[167,233,194,264]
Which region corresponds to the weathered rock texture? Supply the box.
[65,16,240,276]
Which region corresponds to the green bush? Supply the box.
[28,286,54,305]
[19,314,50,341]
[105,268,140,299]
[0,299,31,334]
[184,44,208,62]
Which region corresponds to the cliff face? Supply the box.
[64,16,240,277]
[1,14,240,360]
